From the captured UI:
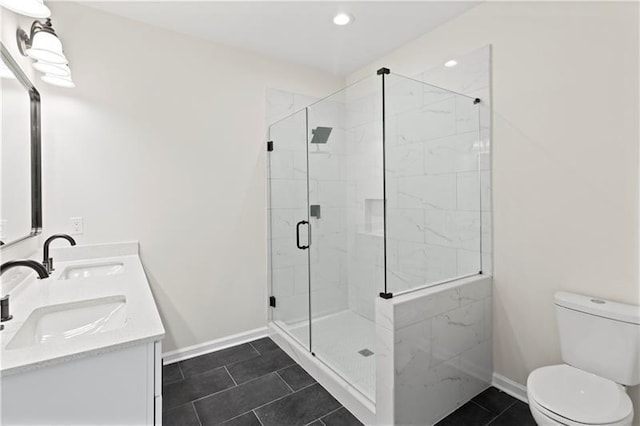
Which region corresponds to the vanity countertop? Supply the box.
[0,241,165,377]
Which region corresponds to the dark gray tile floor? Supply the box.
[164,339,535,426]
[163,337,363,426]
[436,387,536,426]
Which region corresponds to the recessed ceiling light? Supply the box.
[444,60,458,68]
[333,13,353,26]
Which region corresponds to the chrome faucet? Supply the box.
[42,234,76,273]
[0,260,50,327]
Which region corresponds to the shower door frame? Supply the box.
[266,107,313,352]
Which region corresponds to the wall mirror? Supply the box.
[0,42,42,248]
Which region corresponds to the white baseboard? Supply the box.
[492,372,529,403]
[162,327,268,365]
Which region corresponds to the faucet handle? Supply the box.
[1,294,13,322]
[43,258,54,274]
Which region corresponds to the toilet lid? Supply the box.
[528,365,633,424]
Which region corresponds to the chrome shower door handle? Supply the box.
[296,220,309,250]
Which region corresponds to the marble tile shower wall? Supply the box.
[348,46,492,317]
[417,46,492,277]
[385,80,487,294]
[376,275,493,425]
[344,81,385,322]
[307,99,350,320]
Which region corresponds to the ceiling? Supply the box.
[83,1,479,75]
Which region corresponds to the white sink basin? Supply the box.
[6,296,127,350]
[59,262,124,280]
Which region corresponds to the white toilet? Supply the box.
[527,292,639,425]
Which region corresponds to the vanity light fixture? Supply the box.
[333,13,353,26]
[17,18,67,64]
[32,60,70,76]
[444,60,458,68]
[0,0,50,18]
[41,73,75,88]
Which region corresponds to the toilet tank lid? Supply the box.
[554,292,640,325]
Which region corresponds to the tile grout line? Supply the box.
[469,399,494,413]
[220,410,259,425]
[274,360,297,373]
[220,382,322,425]
[177,362,185,380]
[228,357,295,388]
[175,357,254,383]
[213,341,292,376]
[275,370,295,393]
[484,399,519,426]
[180,343,262,378]
[212,388,297,424]
[248,341,261,355]
[191,401,203,426]
[253,410,265,426]
[224,365,239,387]
[186,373,306,422]
[317,405,344,423]
[172,365,295,410]
[466,399,498,426]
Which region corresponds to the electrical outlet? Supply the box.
[70,217,83,235]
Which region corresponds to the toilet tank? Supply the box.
[555,291,640,386]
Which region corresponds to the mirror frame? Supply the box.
[1,42,42,248]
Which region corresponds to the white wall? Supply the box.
[349,0,640,410]
[1,2,343,352]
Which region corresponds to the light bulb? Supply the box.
[41,73,75,88]
[333,13,353,26]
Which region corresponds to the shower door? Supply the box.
[305,76,384,402]
[267,108,311,350]
[267,77,384,402]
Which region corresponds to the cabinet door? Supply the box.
[2,344,151,425]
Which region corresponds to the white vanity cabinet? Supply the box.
[1,340,163,425]
[0,243,166,425]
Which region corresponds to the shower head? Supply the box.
[310,126,332,144]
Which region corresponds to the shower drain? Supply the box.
[358,349,374,357]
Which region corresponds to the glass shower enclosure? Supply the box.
[267,70,483,402]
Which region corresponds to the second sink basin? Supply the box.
[59,262,125,280]
[6,295,127,350]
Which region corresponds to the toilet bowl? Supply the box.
[527,364,633,426]
[526,292,639,426]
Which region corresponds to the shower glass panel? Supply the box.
[267,108,311,350]
[266,70,484,404]
[385,73,482,295]
[305,75,383,401]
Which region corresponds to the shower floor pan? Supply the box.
[282,310,376,401]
